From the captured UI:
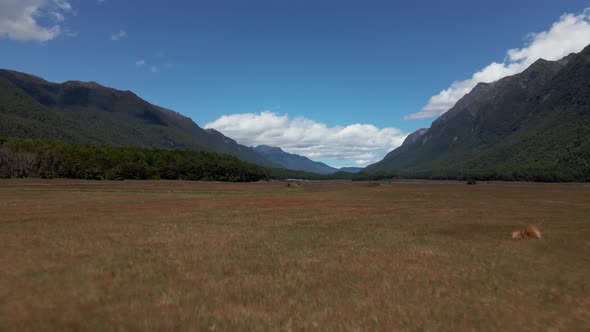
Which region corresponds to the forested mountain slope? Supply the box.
[365,47,590,181]
[0,69,276,167]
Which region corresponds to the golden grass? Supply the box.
[1,179,589,331]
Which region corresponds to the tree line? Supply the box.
[1,137,587,183]
[0,137,270,182]
[350,169,590,183]
[270,168,589,183]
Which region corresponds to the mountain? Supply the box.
[365,47,590,181]
[339,167,363,173]
[253,145,338,174]
[0,69,276,167]
[402,128,429,145]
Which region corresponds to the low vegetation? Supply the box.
[1,180,588,330]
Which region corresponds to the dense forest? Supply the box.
[0,137,587,183]
[271,168,590,183]
[0,137,270,182]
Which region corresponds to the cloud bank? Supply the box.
[205,112,407,167]
[406,9,590,120]
[0,0,76,42]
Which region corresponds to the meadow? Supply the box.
[1,179,589,331]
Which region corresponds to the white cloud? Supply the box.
[0,0,75,42]
[135,59,146,67]
[150,65,159,73]
[205,111,408,167]
[53,0,73,13]
[355,159,372,166]
[111,29,127,41]
[406,8,590,120]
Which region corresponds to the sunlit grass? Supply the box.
[1,179,589,330]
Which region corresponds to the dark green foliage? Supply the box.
[268,168,401,181]
[365,47,590,183]
[466,178,477,185]
[0,137,269,182]
[0,70,276,168]
[269,168,355,180]
[339,167,363,173]
[350,171,399,181]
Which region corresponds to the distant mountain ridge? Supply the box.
[0,69,277,168]
[339,167,363,173]
[253,145,338,174]
[365,46,590,181]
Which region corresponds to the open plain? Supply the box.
[1,179,589,331]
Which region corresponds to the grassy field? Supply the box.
[1,179,589,331]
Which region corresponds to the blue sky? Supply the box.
[2,0,590,167]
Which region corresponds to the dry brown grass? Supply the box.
[1,179,589,331]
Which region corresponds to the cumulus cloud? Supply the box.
[406,8,590,120]
[111,29,127,41]
[205,111,408,167]
[135,59,146,67]
[0,0,76,42]
[150,65,159,73]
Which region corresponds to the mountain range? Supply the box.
[365,45,590,180]
[0,69,368,173]
[253,145,338,174]
[339,167,363,173]
[2,43,590,181]
[253,145,363,174]
[0,69,277,168]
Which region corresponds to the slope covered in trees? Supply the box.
[365,46,590,182]
[0,69,276,168]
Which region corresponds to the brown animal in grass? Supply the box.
[511,226,542,239]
